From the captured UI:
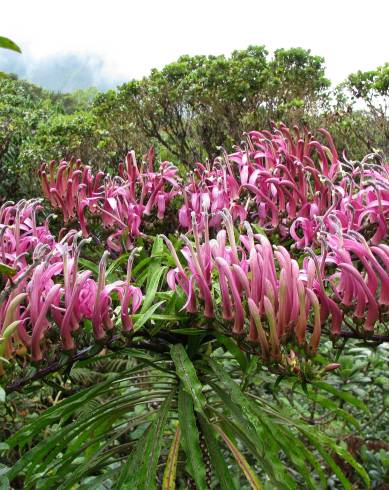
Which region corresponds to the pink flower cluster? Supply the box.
[166,211,322,361]
[233,125,341,239]
[179,124,389,250]
[0,202,142,364]
[235,126,389,247]
[316,228,389,334]
[1,124,386,367]
[178,160,247,231]
[39,150,180,252]
[166,209,389,362]
[39,125,388,255]
[0,199,56,271]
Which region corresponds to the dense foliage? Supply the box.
[0,46,388,200]
[0,120,388,489]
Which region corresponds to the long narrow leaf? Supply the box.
[162,425,181,490]
[116,389,175,489]
[198,415,237,490]
[208,360,335,488]
[313,381,369,414]
[178,386,207,490]
[171,343,206,413]
[0,36,21,52]
[133,301,165,331]
[141,266,167,313]
[215,425,263,490]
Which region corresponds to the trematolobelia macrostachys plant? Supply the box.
[0,124,388,489]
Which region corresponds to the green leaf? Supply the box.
[170,327,205,335]
[8,387,171,488]
[0,476,10,490]
[78,468,117,489]
[215,425,263,489]
[313,381,369,414]
[384,393,389,409]
[208,360,326,488]
[198,416,236,490]
[114,428,153,489]
[215,333,248,371]
[162,424,181,490]
[105,252,129,278]
[302,430,353,490]
[54,412,158,490]
[171,343,206,413]
[215,406,264,461]
[0,36,21,53]
[305,391,360,429]
[178,386,207,490]
[132,257,153,278]
[307,429,370,489]
[116,389,175,490]
[133,301,165,331]
[78,257,99,275]
[152,235,164,257]
[0,263,17,277]
[6,365,153,449]
[209,385,289,488]
[141,265,167,313]
[208,358,267,436]
[0,387,5,403]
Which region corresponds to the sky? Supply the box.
[1,0,388,91]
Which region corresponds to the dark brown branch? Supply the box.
[5,320,389,394]
[5,345,101,394]
[334,330,389,343]
[5,336,168,394]
[306,323,389,343]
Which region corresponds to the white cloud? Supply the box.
[1,0,388,86]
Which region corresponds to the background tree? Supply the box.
[94,46,330,164]
[345,63,389,152]
[0,46,387,199]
